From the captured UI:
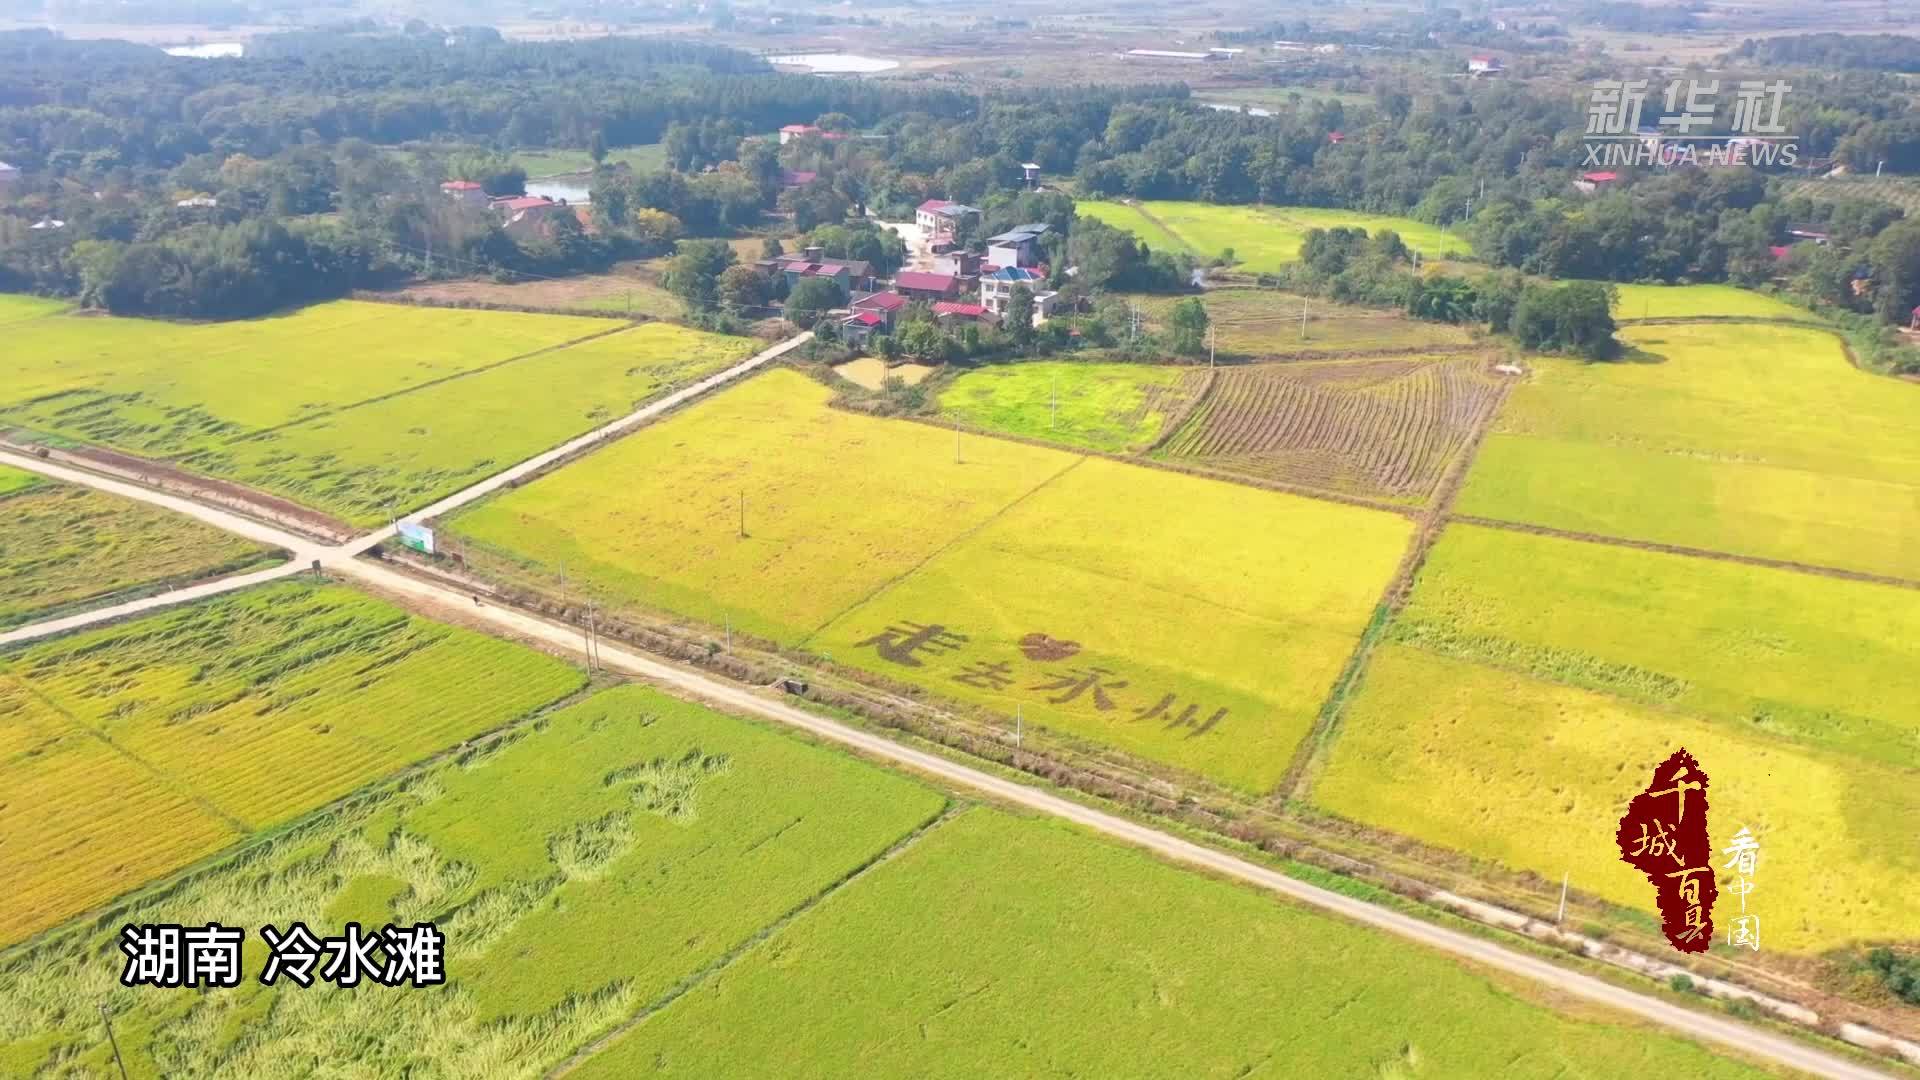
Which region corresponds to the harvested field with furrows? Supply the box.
[1157,355,1505,504]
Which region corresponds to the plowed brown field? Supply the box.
[1157,355,1504,504]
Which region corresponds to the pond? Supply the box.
[525,180,592,204]
[165,42,244,58]
[767,52,899,74]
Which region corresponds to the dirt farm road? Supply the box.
[0,339,1901,1080]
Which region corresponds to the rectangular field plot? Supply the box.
[1073,199,1196,257]
[1157,355,1505,505]
[1136,288,1475,360]
[1611,283,1807,321]
[810,458,1412,792]
[0,580,584,947]
[0,464,282,629]
[1313,645,1920,955]
[0,685,946,1077]
[1457,323,1920,579]
[935,361,1208,453]
[0,293,68,325]
[0,301,620,457]
[187,323,757,526]
[1076,201,1464,273]
[573,810,1776,1079]
[1394,525,1920,770]
[449,369,1080,643]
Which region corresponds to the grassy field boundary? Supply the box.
[0,537,288,633]
[352,288,674,324]
[884,404,1420,519]
[1276,376,1515,802]
[796,455,1087,641]
[547,803,964,1078]
[1450,514,1920,592]
[227,318,637,444]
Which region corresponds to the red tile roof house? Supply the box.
[932,301,996,326]
[491,195,561,238]
[894,270,962,302]
[841,309,888,344]
[440,179,487,207]
[850,290,909,329]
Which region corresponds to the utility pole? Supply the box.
[1557,872,1569,924]
[1300,296,1309,341]
[100,1005,129,1080]
[1208,322,1216,369]
[582,602,596,671]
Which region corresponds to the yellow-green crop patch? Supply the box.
[1392,525,1920,769]
[1313,644,1920,955]
[1076,200,1464,273]
[576,809,1779,1079]
[450,369,1079,643]
[936,360,1208,452]
[0,465,282,629]
[1611,283,1808,321]
[1073,199,1195,257]
[812,458,1410,791]
[1457,322,1920,579]
[0,684,945,1078]
[188,323,757,526]
[0,293,68,325]
[0,580,585,948]
[0,301,620,458]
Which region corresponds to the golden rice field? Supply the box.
[452,370,1078,644]
[1313,644,1920,955]
[0,464,281,629]
[0,302,759,527]
[0,301,619,456]
[1311,525,1920,955]
[811,457,1411,791]
[1392,525,1920,770]
[1609,284,1807,321]
[0,580,584,947]
[1457,322,1920,580]
[1157,355,1505,504]
[186,323,756,525]
[0,684,945,1077]
[578,810,1780,1079]
[453,369,1411,791]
